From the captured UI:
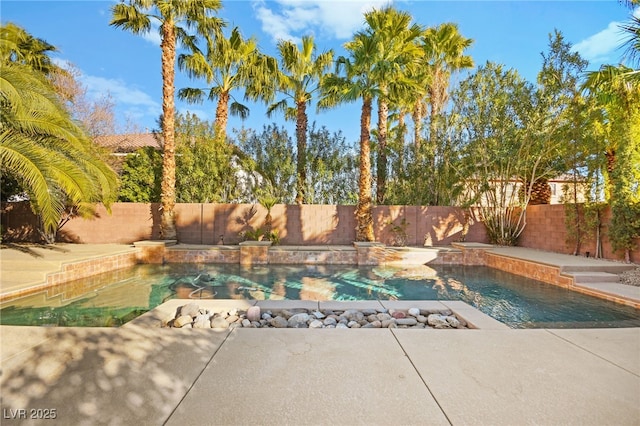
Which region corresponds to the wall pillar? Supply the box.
[451,242,493,265]
[354,242,386,265]
[239,241,272,266]
[133,240,177,264]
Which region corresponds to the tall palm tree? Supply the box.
[1,25,118,238]
[583,64,639,199]
[619,2,640,83]
[320,37,381,241]
[420,23,474,148]
[178,27,276,140]
[266,35,333,205]
[358,6,423,204]
[110,0,224,240]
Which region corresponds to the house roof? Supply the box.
[94,133,162,153]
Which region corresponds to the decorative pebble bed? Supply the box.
[165,303,470,329]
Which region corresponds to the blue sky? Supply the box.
[2,1,638,143]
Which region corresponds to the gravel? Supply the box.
[620,266,640,286]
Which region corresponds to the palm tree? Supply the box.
[1,25,118,238]
[110,0,224,240]
[178,27,276,140]
[0,22,59,75]
[583,64,639,198]
[583,64,640,262]
[420,23,474,149]
[358,6,423,204]
[320,37,381,241]
[619,2,640,82]
[266,36,333,205]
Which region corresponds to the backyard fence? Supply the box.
[1,201,636,262]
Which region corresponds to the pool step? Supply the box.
[573,281,640,304]
[570,271,621,284]
[562,264,636,274]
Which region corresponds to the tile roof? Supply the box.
[94,133,162,153]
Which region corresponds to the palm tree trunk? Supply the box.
[159,20,177,240]
[376,97,388,204]
[412,99,423,153]
[295,101,307,205]
[356,96,375,242]
[214,90,230,141]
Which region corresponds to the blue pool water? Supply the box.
[0,264,638,328]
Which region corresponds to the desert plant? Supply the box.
[387,218,409,246]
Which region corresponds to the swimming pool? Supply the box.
[1,264,638,328]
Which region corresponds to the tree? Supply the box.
[305,124,358,204]
[174,113,238,202]
[527,31,588,205]
[420,23,474,149]
[48,62,116,137]
[1,24,118,238]
[266,36,333,205]
[118,146,162,202]
[110,0,224,240]
[234,124,297,203]
[358,6,423,204]
[0,22,59,75]
[451,62,541,245]
[320,37,380,241]
[178,27,276,140]
[583,64,640,261]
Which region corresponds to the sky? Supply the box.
[2,0,638,144]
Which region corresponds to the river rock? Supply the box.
[312,311,325,319]
[347,321,361,328]
[396,317,418,326]
[271,316,288,328]
[446,316,461,328]
[241,319,252,327]
[427,314,450,328]
[225,315,239,324]
[211,316,229,329]
[336,323,349,329]
[180,303,200,318]
[377,313,392,321]
[193,314,210,329]
[309,319,324,328]
[408,308,420,317]
[174,315,193,328]
[381,319,396,328]
[288,313,310,328]
[416,315,428,324]
[246,306,261,322]
[323,317,337,326]
[391,311,406,319]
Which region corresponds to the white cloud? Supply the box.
[81,75,159,110]
[573,8,639,64]
[141,21,162,46]
[252,0,392,43]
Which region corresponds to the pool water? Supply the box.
[1,264,638,328]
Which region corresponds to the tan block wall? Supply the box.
[521,204,637,263]
[1,202,482,246]
[2,201,636,262]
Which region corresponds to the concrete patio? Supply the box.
[1,323,638,425]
